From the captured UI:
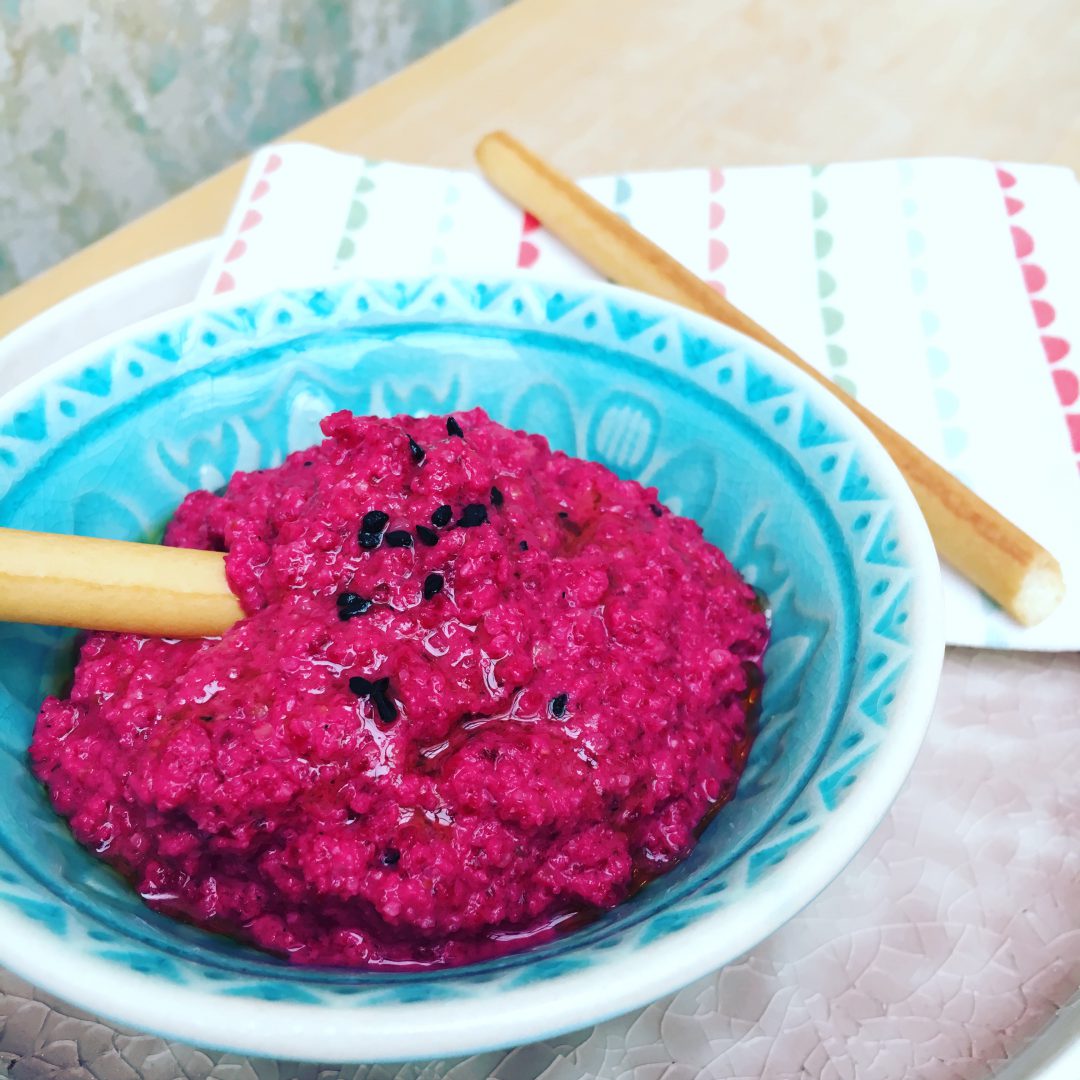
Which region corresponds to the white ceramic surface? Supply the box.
[0,255,1075,1079]
[0,241,214,398]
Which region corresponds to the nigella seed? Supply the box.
[415,524,439,547]
[382,848,401,866]
[490,486,504,507]
[423,572,444,600]
[359,510,389,549]
[458,503,488,528]
[337,591,373,620]
[385,530,413,548]
[446,415,464,438]
[374,694,398,725]
[432,504,453,528]
[519,540,528,551]
[408,435,426,465]
[550,693,569,718]
[350,675,398,724]
[650,504,663,517]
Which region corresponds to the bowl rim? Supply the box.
[0,273,945,1062]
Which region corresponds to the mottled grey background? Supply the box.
[0,0,510,291]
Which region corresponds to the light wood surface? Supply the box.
[0,0,1077,338]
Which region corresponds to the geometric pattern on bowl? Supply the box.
[0,277,939,1060]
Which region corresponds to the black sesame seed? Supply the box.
[385,530,413,548]
[432,504,453,528]
[373,693,398,724]
[382,848,401,866]
[458,503,488,528]
[409,436,426,465]
[423,572,444,600]
[519,540,528,551]
[362,510,390,534]
[650,504,663,517]
[359,510,390,549]
[415,525,439,547]
[350,675,398,724]
[446,416,464,438]
[550,693,569,718]
[490,486,504,507]
[337,592,372,620]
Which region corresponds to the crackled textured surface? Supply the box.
[3,650,1077,1077]
[0,0,509,288]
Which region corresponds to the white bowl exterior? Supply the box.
[0,276,944,1061]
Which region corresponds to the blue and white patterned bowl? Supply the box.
[0,277,943,1061]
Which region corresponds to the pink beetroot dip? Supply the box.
[31,409,768,969]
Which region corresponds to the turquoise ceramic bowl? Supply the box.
[0,277,942,1061]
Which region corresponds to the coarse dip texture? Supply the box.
[31,409,769,969]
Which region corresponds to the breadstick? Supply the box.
[475,130,1065,627]
[0,527,243,637]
